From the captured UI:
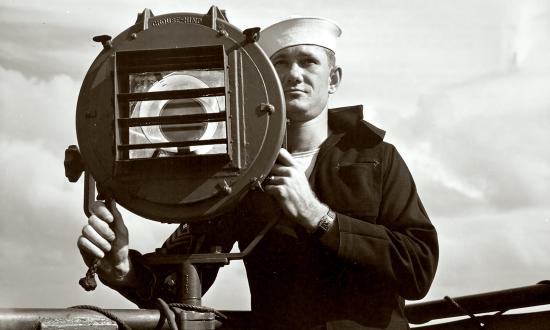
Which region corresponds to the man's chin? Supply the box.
[285,105,304,116]
[285,100,307,112]
[285,107,310,123]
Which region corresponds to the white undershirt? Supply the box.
[292,148,321,178]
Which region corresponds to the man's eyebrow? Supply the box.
[296,48,324,59]
[271,54,288,61]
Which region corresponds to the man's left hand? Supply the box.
[264,148,328,232]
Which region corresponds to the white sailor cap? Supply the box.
[258,17,342,58]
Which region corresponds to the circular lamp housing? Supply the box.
[76,8,285,223]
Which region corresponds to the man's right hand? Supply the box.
[77,200,131,286]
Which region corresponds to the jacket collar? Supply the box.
[328,105,386,142]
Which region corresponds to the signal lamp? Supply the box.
[66,7,286,223]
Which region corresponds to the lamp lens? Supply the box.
[127,71,227,159]
[159,99,207,142]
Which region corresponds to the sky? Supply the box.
[1,0,549,323]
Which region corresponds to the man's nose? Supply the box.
[284,63,303,85]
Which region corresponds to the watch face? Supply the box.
[319,218,332,231]
[319,211,335,231]
[313,211,335,238]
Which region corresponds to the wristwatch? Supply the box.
[312,209,336,239]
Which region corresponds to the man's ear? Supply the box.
[328,66,342,94]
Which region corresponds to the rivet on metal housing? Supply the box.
[259,103,275,115]
[220,180,232,195]
[217,29,229,38]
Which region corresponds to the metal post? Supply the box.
[177,261,202,305]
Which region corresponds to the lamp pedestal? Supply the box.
[144,252,218,329]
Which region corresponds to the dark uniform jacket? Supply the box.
[119,105,439,330]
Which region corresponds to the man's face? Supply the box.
[271,45,338,123]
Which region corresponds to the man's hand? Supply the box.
[77,200,132,285]
[264,148,328,232]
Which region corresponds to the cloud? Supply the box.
[404,68,550,217]
[0,66,79,153]
[0,5,103,79]
[0,136,191,308]
[422,207,550,301]
[0,138,95,307]
[359,6,550,218]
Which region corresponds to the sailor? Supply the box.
[78,16,439,329]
